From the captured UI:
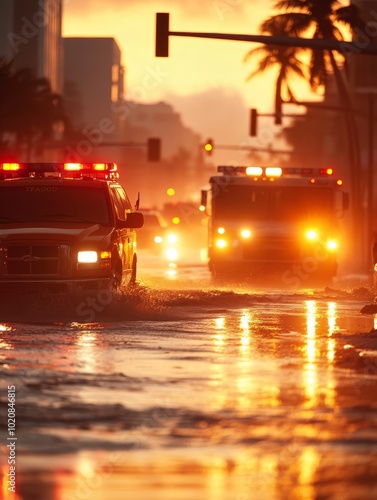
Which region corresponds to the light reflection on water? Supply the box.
[1,299,376,500]
[209,300,340,414]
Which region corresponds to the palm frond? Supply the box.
[336,5,364,29]
[261,13,312,37]
[243,46,272,62]
[273,0,308,12]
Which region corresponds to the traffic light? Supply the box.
[204,138,214,155]
[155,13,169,57]
[250,108,257,136]
[147,137,161,161]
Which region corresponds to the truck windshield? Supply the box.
[0,185,111,225]
[213,185,334,220]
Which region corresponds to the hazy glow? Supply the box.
[167,234,178,243]
[305,230,318,240]
[326,240,338,251]
[166,247,178,260]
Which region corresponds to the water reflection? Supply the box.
[0,324,13,354]
[75,331,99,374]
[303,300,338,408]
[209,300,340,414]
[374,313,377,331]
[303,300,318,406]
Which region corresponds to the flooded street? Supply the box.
[1,252,377,500]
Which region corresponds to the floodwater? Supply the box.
[1,251,377,500]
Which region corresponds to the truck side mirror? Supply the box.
[117,212,144,229]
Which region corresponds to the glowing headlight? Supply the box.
[166,247,178,261]
[326,240,338,251]
[305,229,318,240]
[154,236,163,244]
[241,229,252,239]
[216,239,227,249]
[217,227,225,235]
[167,234,177,244]
[78,251,98,263]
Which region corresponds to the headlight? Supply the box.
[326,240,338,251]
[305,229,318,240]
[216,239,227,249]
[78,251,98,263]
[241,229,252,239]
[167,234,177,244]
[154,236,163,244]
[166,247,178,261]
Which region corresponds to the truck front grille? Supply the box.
[1,244,67,276]
[243,237,300,262]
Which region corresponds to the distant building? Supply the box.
[0,0,63,92]
[63,37,125,134]
[122,101,201,162]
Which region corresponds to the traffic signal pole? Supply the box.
[155,12,377,57]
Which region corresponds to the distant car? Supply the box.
[137,210,168,251]
[138,209,178,260]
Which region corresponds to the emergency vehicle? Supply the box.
[0,162,144,293]
[201,165,349,284]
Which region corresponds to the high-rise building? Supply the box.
[0,0,63,92]
[63,37,124,132]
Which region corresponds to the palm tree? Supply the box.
[259,1,363,208]
[0,59,68,159]
[248,1,365,267]
[244,16,308,124]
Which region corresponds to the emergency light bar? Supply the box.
[217,166,335,177]
[0,162,119,180]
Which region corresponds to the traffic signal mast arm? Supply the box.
[156,12,377,56]
[203,139,291,155]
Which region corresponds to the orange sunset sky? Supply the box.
[62,0,351,158]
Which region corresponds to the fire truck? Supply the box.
[0,162,144,293]
[201,165,349,285]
